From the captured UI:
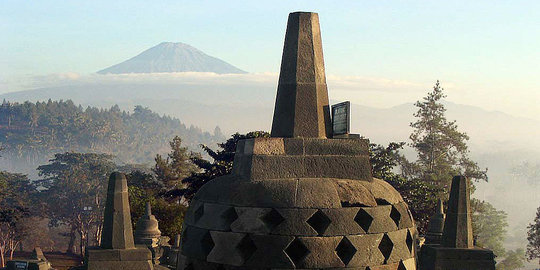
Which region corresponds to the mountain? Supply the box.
[97,42,247,74]
[3,82,539,152]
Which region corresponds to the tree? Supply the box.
[0,171,35,267]
[497,248,525,270]
[369,142,442,234]
[37,152,116,256]
[471,199,507,256]
[179,131,270,201]
[153,136,197,191]
[408,80,487,191]
[527,206,540,265]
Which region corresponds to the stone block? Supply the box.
[181,226,214,260]
[251,138,285,155]
[347,233,385,267]
[295,178,341,208]
[361,205,398,234]
[387,229,413,264]
[194,203,237,231]
[250,155,305,180]
[334,180,377,207]
[225,180,299,208]
[272,208,318,236]
[303,138,369,156]
[283,138,305,155]
[244,234,295,268]
[321,208,366,235]
[394,202,414,229]
[294,236,344,268]
[230,207,273,234]
[363,179,402,205]
[87,260,153,270]
[207,231,254,266]
[304,156,372,180]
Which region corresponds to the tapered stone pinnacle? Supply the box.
[271,12,332,138]
[442,176,474,248]
[100,172,135,249]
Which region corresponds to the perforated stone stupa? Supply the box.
[178,12,417,270]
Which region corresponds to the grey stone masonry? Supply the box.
[178,12,417,270]
[101,172,135,249]
[271,12,332,138]
[86,172,153,270]
[442,176,473,248]
[425,199,445,245]
[419,176,495,270]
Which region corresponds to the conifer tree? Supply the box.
[527,206,540,265]
[408,80,487,190]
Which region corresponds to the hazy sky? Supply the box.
[2,0,539,120]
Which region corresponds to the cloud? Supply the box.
[1,71,440,109]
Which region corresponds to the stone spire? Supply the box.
[441,176,473,248]
[101,172,135,249]
[270,12,332,138]
[425,198,445,245]
[135,202,162,245]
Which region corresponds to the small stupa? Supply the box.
[178,12,417,270]
[419,176,496,269]
[85,172,154,270]
[425,199,445,245]
[135,202,162,246]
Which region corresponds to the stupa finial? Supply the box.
[270,12,332,138]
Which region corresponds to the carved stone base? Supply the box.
[419,245,495,270]
[86,247,154,270]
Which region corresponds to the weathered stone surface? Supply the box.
[87,260,153,270]
[363,178,403,205]
[419,245,496,270]
[192,203,237,231]
[101,172,135,249]
[304,155,372,180]
[334,180,378,207]
[86,172,153,270]
[294,236,344,268]
[207,231,253,266]
[361,205,398,234]
[347,233,385,267]
[271,15,331,137]
[394,202,414,229]
[303,138,370,156]
[387,229,413,264]
[321,208,365,235]
[425,199,445,245]
[244,234,295,268]
[442,176,473,248]
[230,207,273,234]
[295,179,341,208]
[272,208,319,236]
[180,226,214,260]
[134,202,162,246]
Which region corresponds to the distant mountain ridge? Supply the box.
[98,42,246,74]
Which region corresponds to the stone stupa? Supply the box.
[425,199,445,245]
[135,202,163,264]
[85,172,154,270]
[419,176,496,269]
[178,12,417,270]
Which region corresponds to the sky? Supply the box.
[1,0,539,120]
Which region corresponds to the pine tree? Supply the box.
[408,80,487,191]
[527,206,540,265]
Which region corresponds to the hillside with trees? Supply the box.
[0,99,224,174]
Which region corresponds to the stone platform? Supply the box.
[419,246,495,270]
[86,247,153,270]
